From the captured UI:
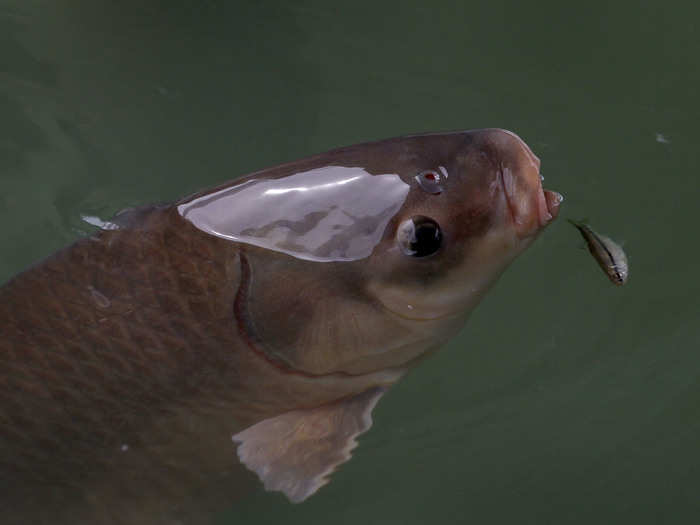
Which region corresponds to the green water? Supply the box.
[2,1,699,523]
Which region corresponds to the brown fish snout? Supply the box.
[481,129,562,237]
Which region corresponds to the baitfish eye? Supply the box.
[415,170,443,194]
[397,216,442,257]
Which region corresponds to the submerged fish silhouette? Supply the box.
[0,129,562,524]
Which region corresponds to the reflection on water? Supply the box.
[1,1,700,524]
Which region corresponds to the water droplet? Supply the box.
[81,214,119,231]
[655,133,671,144]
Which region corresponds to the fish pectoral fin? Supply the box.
[232,386,387,503]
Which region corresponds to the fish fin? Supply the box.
[567,217,590,228]
[568,218,591,249]
[232,386,387,503]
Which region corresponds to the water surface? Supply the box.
[1,1,699,523]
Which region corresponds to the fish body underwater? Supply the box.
[0,129,561,524]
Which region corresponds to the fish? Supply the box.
[568,220,629,285]
[0,128,562,524]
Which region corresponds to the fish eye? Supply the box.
[415,170,443,194]
[397,216,442,257]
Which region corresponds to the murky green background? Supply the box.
[2,1,699,523]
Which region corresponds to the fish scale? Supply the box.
[1,209,237,451]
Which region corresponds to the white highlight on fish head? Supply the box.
[178,166,410,262]
[81,214,120,231]
[262,175,362,195]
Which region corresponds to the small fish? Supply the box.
[569,220,629,285]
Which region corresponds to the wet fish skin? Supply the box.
[1,205,400,524]
[568,219,629,285]
[0,129,560,524]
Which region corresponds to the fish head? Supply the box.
[367,128,562,325]
[178,129,561,376]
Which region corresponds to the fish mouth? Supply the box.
[495,130,563,237]
[543,188,563,223]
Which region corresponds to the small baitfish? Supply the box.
[568,220,629,285]
[0,129,562,524]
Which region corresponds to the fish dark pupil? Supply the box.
[409,218,441,257]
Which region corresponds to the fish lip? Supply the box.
[499,163,562,237]
[543,189,563,222]
[529,160,560,229]
[499,130,562,232]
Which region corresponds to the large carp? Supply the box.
[0,129,561,524]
